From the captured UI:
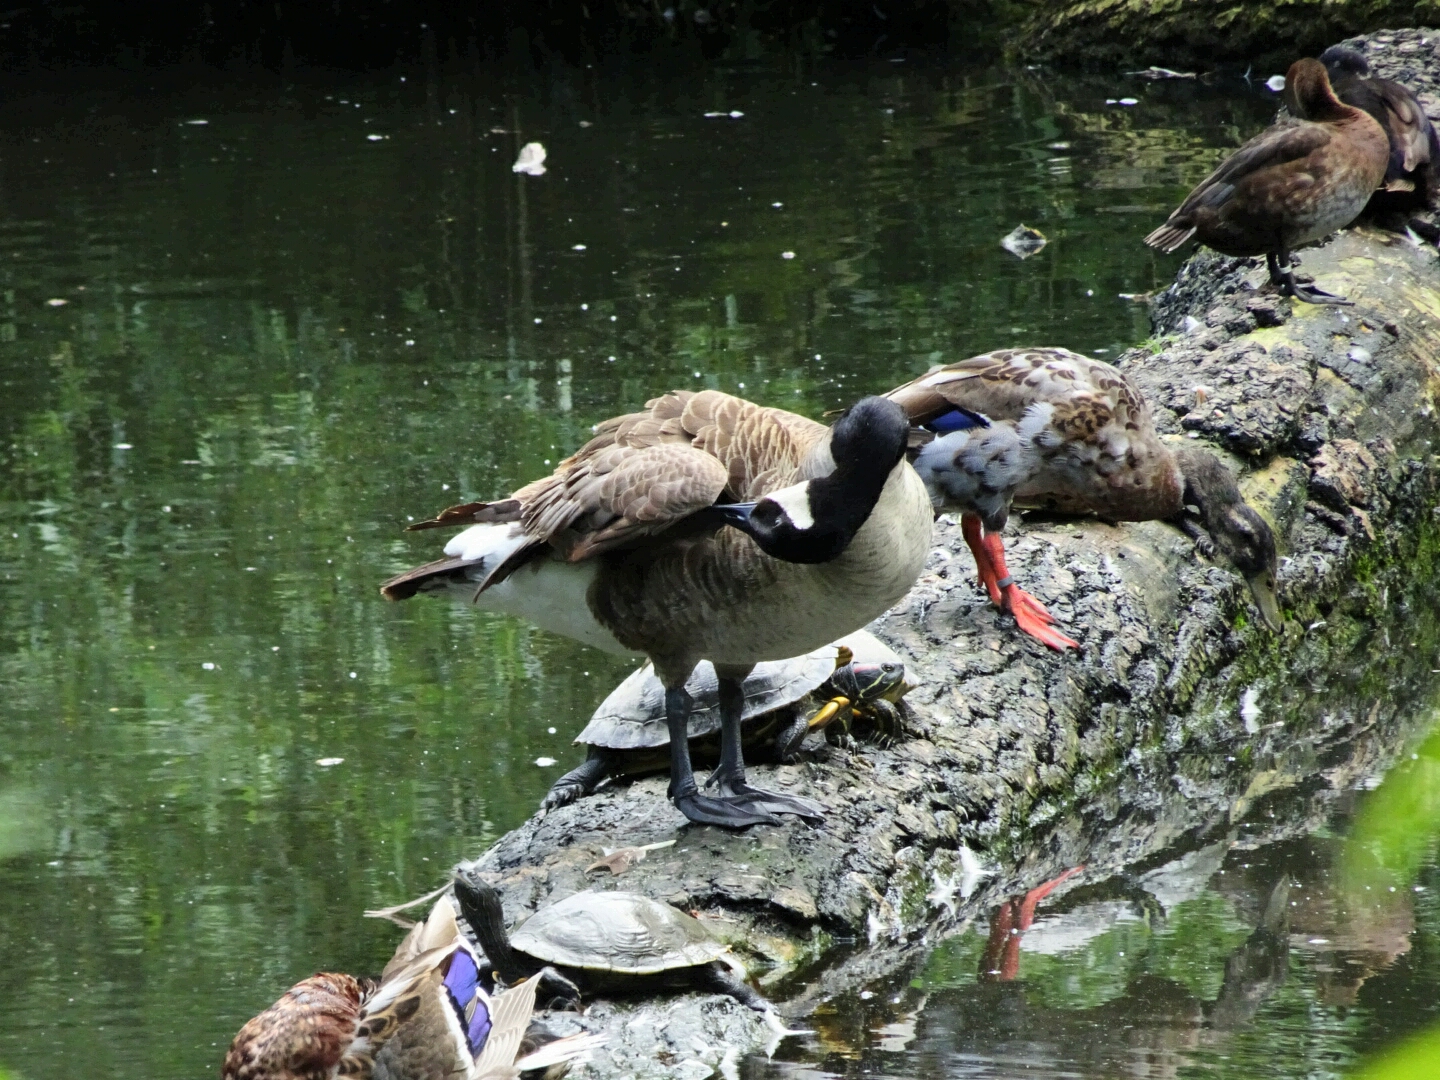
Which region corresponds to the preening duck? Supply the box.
[221,895,598,1080]
[380,390,932,829]
[885,348,1282,648]
[1318,45,1439,214]
[1144,57,1389,305]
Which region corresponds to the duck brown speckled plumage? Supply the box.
[1145,57,1389,304]
[221,896,599,1080]
[886,348,1282,647]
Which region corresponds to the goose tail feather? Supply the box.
[406,498,523,532]
[380,523,534,601]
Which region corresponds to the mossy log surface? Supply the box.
[453,37,1440,1078]
[1018,3,1440,70]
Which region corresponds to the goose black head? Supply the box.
[718,397,911,565]
[1174,445,1282,631]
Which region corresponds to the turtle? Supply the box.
[541,629,915,811]
[452,869,769,1012]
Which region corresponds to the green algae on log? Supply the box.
[1018,3,1440,70]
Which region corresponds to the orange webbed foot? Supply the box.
[1005,585,1079,651]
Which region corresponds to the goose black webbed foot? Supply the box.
[705,768,826,822]
[671,780,782,828]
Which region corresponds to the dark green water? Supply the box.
[2,53,1432,1080]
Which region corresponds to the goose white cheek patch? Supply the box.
[767,482,815,531]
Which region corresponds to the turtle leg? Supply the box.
[776,696,852,760]
[865,699,904,748]
[706,672,826,822]
[665,682,780,829]
[534,966,584,1011]
[541,752,612,810]
[772,709,811,763]
[695,961,771,1012]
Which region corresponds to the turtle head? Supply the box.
[452,869,525,983]
[829,659,908,704]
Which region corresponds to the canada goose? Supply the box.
[1144,57,1389,305]
[222,894,601,1079]
[1319,45,1439,214]
[885,348,1281,648]
[380,390,932,828]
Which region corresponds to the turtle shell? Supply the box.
[576,630,905,751]
[509,890,726,974]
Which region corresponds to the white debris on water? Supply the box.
[1265,75,1287,91]
[513,142,547,175]
[1000,224,1047,258]
[535,756,559,767]
[316,757,344,767]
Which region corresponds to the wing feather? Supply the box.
[389,388,830,600]
[468,976,540,1079]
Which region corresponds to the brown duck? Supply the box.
[1319,45,1439,214]
[886,348,1282,650]
[1145,57,1389,304]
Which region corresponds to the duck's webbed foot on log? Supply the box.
[1268,251,1352,306]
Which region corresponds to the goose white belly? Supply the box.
[437,523,639,657]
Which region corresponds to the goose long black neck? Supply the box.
[742,396,910,564]
[452,871,527,982]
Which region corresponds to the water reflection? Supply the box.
[0,51,1298,1080]
[757,768,1440,1080]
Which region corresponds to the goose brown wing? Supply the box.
[521,441,731,560]
[676,389,826,498]
[401,389,819,566]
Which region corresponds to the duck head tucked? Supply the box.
[1282,56,1351,120]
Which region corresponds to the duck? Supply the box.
[1144,57,1389,305]
[884,348,1281,649]
[221,895,600,1080]
[1317,45,1439,215]
[380,390,932,829]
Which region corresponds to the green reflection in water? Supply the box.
[0,55,1276,1080]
